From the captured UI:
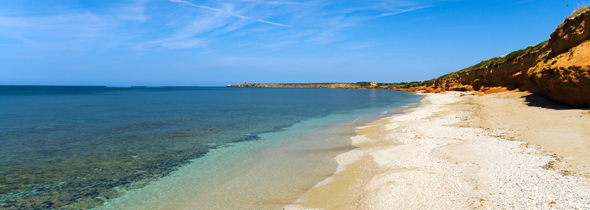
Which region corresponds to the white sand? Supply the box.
[286,92,590,209]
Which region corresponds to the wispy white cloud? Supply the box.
[169,0,292,27]
[198,50,217,55]
[0,0,442,53]
[110,0,149,22]
[148,0,300,49]
[263,40,294,49]
[340,42,376,50]
[0,0,148,51]
[169,0,225,12]
[237,0,309,6]
[160,38,204,49]
[171,13,231,40]
[378,5,434,17]
[144,11,230,49]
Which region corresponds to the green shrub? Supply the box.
[381,81,425,87]
[437,71,459,80]
[471,56,506,69]
[356,82,372,86]
[440,39,549,81]
[506,40,548,60]
[533,40,548,49]
[506,48,529,59]
[569,3,590,18]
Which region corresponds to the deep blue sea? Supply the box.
[0,86,422,209]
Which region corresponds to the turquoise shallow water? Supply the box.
[0,86,423,209]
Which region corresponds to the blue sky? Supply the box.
[0,0,582,86]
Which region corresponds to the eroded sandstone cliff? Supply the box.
[423,10,590,108]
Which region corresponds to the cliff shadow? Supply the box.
[521,94,586,110]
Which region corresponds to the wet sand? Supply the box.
[97,118,357,210]
[95,103,414,210]
[286,92,590,209]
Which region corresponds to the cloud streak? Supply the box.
[169,0,292,27]
[0,0,149,52]
[0,0,443,52]
[378,5,434,17]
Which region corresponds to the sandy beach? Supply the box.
[286,91,590,209]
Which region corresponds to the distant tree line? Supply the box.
[356,82,373,86]
[356,81,424,87]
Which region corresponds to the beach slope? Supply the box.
[286,92,590,209]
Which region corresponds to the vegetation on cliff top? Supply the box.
[238,8,587,92]
[432,6,590,82]
[417,7,590,107]
[569,3,590,18]
[435,40,548,80]
[505,40,548,59]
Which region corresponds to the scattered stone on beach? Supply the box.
[286,92,590,209]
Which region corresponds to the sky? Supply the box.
[0,0,582,86]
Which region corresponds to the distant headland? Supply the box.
[226,81,422,89]
[229,9,590,108]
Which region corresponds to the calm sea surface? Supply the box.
[0,86,422,209]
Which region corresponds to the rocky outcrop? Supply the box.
[228,12,590,107]
[529,65,590,107]
[422,10,590,108]
[528,39,590,107]
[547,10,590,58]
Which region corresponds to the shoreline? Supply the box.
[95,95,421,210]
[286,91,590,209]
[96,115,356,209]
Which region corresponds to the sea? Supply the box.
[0,86,423,209]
